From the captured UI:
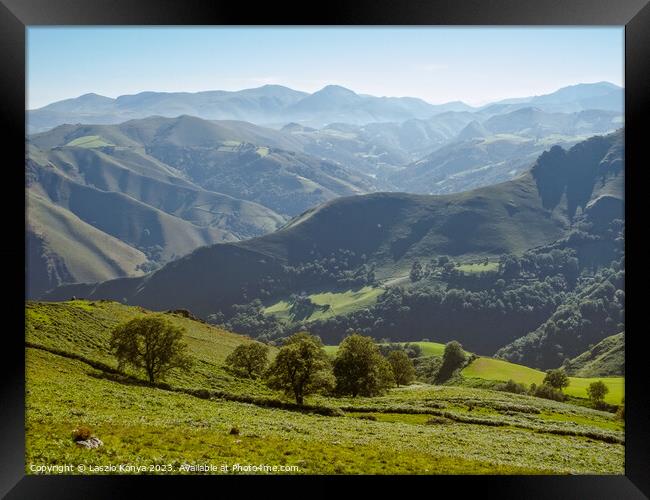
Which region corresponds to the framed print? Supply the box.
[2,0,649,497]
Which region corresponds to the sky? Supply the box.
[27,27,624,110]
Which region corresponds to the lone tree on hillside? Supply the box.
[543,369,570,391]
[387,350,416,387]
[265,332,333,405]
[225,342,269,379]
[333,334,394,397]
[587,380,609,406]
[435,341,467,384]
[109,315,193,383]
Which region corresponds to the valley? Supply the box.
[25,77,626,476]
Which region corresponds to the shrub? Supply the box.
[72,426,93,442]
[497,379,528,395]
[533,383,565,402]
[387,350,416,387]
[415,356,442,384]
[587,380,609,406]
[435,341,466,384]
[543,369,570,390]
[426,416,451,425]
[616,401,625,420]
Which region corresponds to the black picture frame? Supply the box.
[2,0,648,497]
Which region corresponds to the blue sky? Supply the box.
[27,27,624,109]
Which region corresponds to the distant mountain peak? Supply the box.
[456,120,489,141]
[314,85,358,96]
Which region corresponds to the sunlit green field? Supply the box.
[324,341,446,357]
[264,286,383,322]
[456,262,499,274]
[64,135,114,148]
[462,357,624,405]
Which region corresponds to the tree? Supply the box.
[543,369,570,390]
[225,342,269,378]
[410,260,424,282]
[435,341,466,384]
[437,255,450,267]
[387,350,416,387]
[587,380,609,406]
[499,254,521,279]
[109,315,193,383]
[333,334,394,397]
[264,332,333,404]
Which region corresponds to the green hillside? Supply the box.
[496,265,625,369]
[43,171,573,313]
[462,357,623,405]
[564,333,624,377]
[26,300,275,394]
[26,301,624,474]
[27,115,388,295]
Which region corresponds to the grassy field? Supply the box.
[264,286,383,322]
[324,341,446,357]
[25,300,624,475]
[462,357,624,405]
[456,262,499,274]
[65,135,115,148]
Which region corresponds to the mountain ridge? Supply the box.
[29,81,622,133]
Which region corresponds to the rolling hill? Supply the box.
[43,132,624,320]
[462,356,623,405]
[27,115,388,295]
[26,144,285,297]
[30,116,380,216]
[563,333,624,377]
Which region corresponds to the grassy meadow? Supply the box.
[25,300,624,475]
[462,357,623,405]
[264,286,383,322]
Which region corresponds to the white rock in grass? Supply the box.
[76,437,103,449]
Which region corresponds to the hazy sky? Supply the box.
[27,27,624,110]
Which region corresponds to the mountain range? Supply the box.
[28,81,622,133]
